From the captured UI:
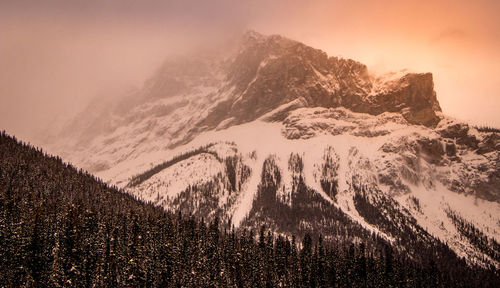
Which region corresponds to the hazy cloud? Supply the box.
[1,0,500,144]
[431,28,468,43]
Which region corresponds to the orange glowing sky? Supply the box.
[1,0,499,143]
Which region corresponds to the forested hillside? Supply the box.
[1,130,498,287]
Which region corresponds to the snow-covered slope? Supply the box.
[43,31,500,267]
[106,107,497,266]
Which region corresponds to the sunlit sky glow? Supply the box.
[1,0,499,142]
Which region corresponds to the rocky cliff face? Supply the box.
[201,31,441,129]
[51,31,443,158]
[353,72,441,126]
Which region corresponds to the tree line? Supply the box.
[1,130,499,287]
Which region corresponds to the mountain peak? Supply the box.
[132,30,442,129]
[240,30,298,47]
[49,30,446,172]
[208,31,442,128]
[241,29,265,42]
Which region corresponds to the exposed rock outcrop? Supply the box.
[438,124,479,149]
[477,133,500,154]
[204,31,442,128]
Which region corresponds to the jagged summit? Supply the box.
[215,31,442,128]
[240,30,298,46]
[124,30,442,131]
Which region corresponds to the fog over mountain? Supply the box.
[33,29,499,271]
[2,1,500,286]
[1,0,500,145]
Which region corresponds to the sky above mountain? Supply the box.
[1,0,499,143]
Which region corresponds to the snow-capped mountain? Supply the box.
[45,31,500,267]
